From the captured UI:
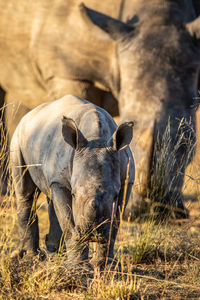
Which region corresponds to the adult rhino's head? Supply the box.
[61,116,133,241]
[79,2,200,215]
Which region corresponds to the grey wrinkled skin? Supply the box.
[10,95,134,265]
[1,0,200,215]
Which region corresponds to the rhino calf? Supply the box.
[10,95,134,266]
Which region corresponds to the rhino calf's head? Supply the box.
[62,116,134,242]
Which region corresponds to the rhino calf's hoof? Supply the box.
[45,234,60,253]
[11,249,27,260]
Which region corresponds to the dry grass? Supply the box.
[0,196,200,299]
[0,110,200,299]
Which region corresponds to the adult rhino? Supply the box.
[0,0,200,216]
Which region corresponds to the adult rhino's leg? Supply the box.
[5,97,30,140]
[0,93,29,195]
[123,114,194,219]
[51,183,89,262]
[47,77,119,117]
[0,86,8,195]
[0,86,5,118]
[45,198,63,253]
[11,144,40,257]
[92,88,119,117]
[2,98,30,195]
[123,122,155,219]
[148,114,196,218]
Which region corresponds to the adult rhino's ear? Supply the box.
[62,116,87,150]
[107,122,134,151]
[186,16,200,45]
[79,3,133,40]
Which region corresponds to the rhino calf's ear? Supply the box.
[108,122,134,151]
[62,116,87,150]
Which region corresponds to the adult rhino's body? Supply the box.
[0,0,198,106]
[1,0,200,215]
[10,95,134,264]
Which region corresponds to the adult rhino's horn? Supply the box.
[186,16,200,43]
[79,3,134,40]
[62,116,87,150]
[107,122,134,151]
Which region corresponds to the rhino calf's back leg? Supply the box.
[11,145,40,257]
[45,198,63,253]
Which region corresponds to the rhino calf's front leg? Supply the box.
[45,199,63,253]
[91,183,133,268]
[50,183,89,262]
